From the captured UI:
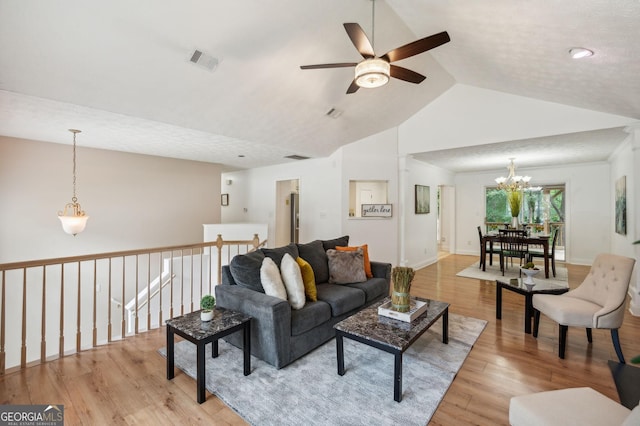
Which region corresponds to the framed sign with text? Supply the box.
[361,204,392,217]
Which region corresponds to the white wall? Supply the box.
[221,153,343,249]
[339,128,399,265]
[609,126,639,314]
[0,136,222,263]
[454,162,611,265]
[402,157,455,268]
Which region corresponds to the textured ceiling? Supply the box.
[413,127,630,173]
[0,0,638,171]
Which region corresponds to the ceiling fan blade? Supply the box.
[390,65,426,84]
[381,31,450,63]
[343,23,375,59]
[346,80,360,94]
[300,62,357,70]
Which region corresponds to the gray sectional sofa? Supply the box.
[215,236,391,369]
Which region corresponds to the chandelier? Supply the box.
[58,129,89,236]
[495,158,531,192]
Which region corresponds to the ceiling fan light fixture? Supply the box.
[568,47,594,59]
[355,58,390,88]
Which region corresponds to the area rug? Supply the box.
[457,261,568,286]
[159,313,486,426]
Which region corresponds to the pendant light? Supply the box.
[58,129,89,235]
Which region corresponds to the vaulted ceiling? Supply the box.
[1,0,638,171]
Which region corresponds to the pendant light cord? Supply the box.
[69,129,81,203]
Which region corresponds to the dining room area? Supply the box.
[456,159,569,287]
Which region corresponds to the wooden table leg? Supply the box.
[196,341,206,403]
[394,352,403,402]
[166,326,175,380]
[336,332,345,376]
[496,284,503,320]
[544,241,550,279]
[524,294,533,334]
[243,321,251,376]
[442,308,449,344]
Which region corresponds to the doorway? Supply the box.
[275,179,299,246]
[437,185,455,258]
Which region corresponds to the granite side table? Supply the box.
[166,308,251,403]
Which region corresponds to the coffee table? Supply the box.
[334,296,449,402]
[496,278,569,334]
[166,308,251,403]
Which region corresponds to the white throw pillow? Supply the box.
[260,257,287,300]
[280,253,306,310]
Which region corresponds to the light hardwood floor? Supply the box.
[2,254,639,425]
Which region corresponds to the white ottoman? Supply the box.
[509,387,637,426]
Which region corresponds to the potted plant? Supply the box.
[507,190,522,228]
[200,294,215,321]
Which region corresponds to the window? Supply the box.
[485,184,566,260]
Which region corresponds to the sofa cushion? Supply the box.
[280,253,306,310]
[297,240,329,284]
[261,243,299,267]
[336,244,372,278]
[316,283,366,316]
[260,257,287,300]
[347,277,389,303]
[229,250,265,292]
[296,256,317,301]
[290,301,332,336]
[326,248,366,284]
[322,235,349,251]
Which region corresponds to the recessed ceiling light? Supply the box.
[568,47,594,59]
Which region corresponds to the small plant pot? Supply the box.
[200,310,214,322]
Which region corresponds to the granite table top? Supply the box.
[334,297,449,351]
[165,308,251,340]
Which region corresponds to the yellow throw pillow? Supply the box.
[296,257,317,301]
[336,244,372,278]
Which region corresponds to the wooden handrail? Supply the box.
[0,234,266,375]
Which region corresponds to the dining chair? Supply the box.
[532,253,636,362]
[499,229,528,275]
[528,228,558,277]
[477,226,501,269]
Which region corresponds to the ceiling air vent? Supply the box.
[189,49,219,72]
[285,155,310,161]
[325,107,343,119]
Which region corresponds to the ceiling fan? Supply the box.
[300,2,450,94]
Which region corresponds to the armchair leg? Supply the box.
[611,329,625,364]
[586,328,592,343]
[558,325,568,359]
[533,309,540,337]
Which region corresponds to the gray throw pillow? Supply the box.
[297,240,329,284]
[326,248,366,284]
[322,235,349,251]
[229,250,266,292]
[261,243,300,267]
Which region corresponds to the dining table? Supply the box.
[481,232,551,278]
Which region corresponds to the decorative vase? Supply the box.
[391,267,415,313]
[200,310,214,322]
[511,216,519,229]
[520,267,540,285]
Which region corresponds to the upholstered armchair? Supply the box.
[532,253,636,362]
[509,387,640,426]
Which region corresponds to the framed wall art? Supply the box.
[615,176,626,235]
[415,185,430,214]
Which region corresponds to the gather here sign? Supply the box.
[361,204,392,218]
